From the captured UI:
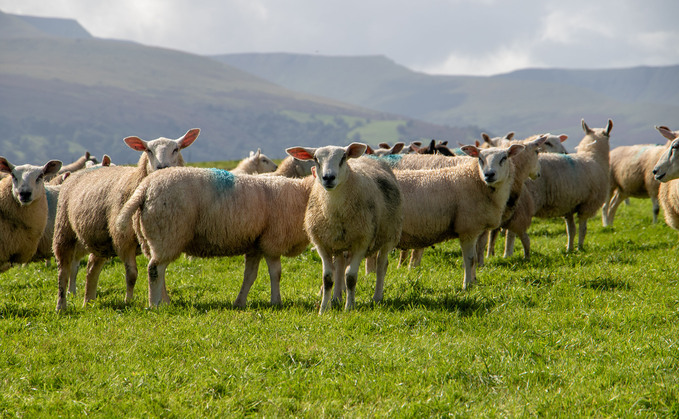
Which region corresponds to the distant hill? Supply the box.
[214,53,679,148]
[0,11,474,164]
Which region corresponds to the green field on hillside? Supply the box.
[1,198,678,417]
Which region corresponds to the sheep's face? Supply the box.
[652,139,679,183]
[461,144,524,187]
[0,159,62,206]
[124,128,200,172]
[251,150,278,173]
[542,134,568,154]
[579,119,613,151]
[285,143,367,191]
[524,136,547,180]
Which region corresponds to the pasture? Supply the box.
[1,198,678,417]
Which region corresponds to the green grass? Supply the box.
[2,199,679,417]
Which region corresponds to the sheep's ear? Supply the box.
[61,172,71,181]
[672,139,679,150]
[460,145,480,158]
[102,155,112,166]
[582,119,592,134]
[124,136,148,152]
[559,134,568,142]
[85,151,91,159]
[378,142,390,149]
[43,160,62,177]
[532,135,547,148]
[391,142,405,154]
[481,133,491,143]
[286,147,316,161]
[0,157,13,174]
[177,128,200,149]
[605,119,613,136]
[656,125,678,141]
[505,132,515,141]
[507,144,525,158]
[412,141,422,147]
[345,143,367,159]
[365,145,375,155]
[474,140,481,147]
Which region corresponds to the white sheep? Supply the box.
[601,126,674,226]
[652,128,679,231]
[58,151,97,175]
[0,157,62,272]
[54,128,200,312]
[394,144,524,288]
[286,143,403,313]
[85,154,114,169]
[482,132,568,154]
[526,119,613,251]
[231,148,278,174]
[115,168,314,308]
[272,156,314,178]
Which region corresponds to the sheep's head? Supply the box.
[540,134,569,154]
[522,135,547,180]
[656,125,679,144]
[460,144,524,187]
[0,157,62,206]
[285,143,367,191]
[124,128,200,172]
[652,139,679,183]
[250,149,278,173]
[578,119,613,152]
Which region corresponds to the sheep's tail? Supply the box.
[116,182,148,232]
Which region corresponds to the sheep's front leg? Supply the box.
[316,247,335,314]
[332,253,347,303]
[55,249,75,312]
[519,232,531,260]
[409,248,424,268]
[504,230,516,258]
[147,259,168,307]
[121,251,138,304]
[577,216,588,250]
[83,254,106,306]
[344,251,365,311]
[373,247,391,303]
[476,231,488,267]
[487,229,500,258]
[233,252,262,308]
[460,237,478,289]
[564,214,576,252]
[652,197,660,224]
[265,256,282,306]
[68,256,80,295]
[603,190,623,227]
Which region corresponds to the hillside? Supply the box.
[215,53,679,148]
[0,12,474,164]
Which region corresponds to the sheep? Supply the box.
[366,142,405,156]
[394,144,524,289]
[58,151,98,175]
[0,157,62,273]
[285,143,403,313]
[231,148,278,174]
[85,154,114,169]
[115,167,314,308]
[526,119,613,252]
[53,128,200,312]
[601,126,675,226]
[272,156,314,178]
[651,131,679,231]
[480,135,547,262]
[482,132,569,154]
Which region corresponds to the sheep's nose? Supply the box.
[652,168,658,175]
[19,191,32,202]
[484,171,496,182]
[322,174,335,183]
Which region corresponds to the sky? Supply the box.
[2,0,679,76]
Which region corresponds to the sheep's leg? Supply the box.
[409,248,424,268]
[564,214,576,252]
[147,259,168,307]
[603,190,624,227]
[233,253,262,308]
[373,248,390,303]
[344,251,365,311]
[121,252,138,304]
[577,216,588,250]
[364,255,376,275]
[317,247,335,314]
[503,230,516,258]
[397,250,408,268]
[652,197,660,224]
[68,256,80,295]
[332,253,347,303]
[476,231,487,267]
[519,231,531,260]
[55,248,76,312]
[601,193,612,226]
[266,256,282,306]
[460,237,478,289]
[83,254,107,306]
[486,229,499,258]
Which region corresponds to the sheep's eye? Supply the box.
[339,156,346,166]
[500,156,507,165]
[37,174,43,182]
[478,158,485,167]
[172,148,178,154]
[11,174,17,181]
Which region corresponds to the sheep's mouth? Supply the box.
[655,172,666,181]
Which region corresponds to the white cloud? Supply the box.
[420,45,540,76]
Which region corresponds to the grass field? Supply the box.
[1,198,678,417]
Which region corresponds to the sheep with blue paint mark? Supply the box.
[0,157,62,273]
[526,119,613,251]
[54,128,200,312]
[602,125,675,226]
[115,166,314,308]
[286,143,403,313]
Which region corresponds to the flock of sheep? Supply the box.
[2,118,679,314]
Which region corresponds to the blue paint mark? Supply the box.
[452,147,466,156]
[367,154,403,167]
[560,154,576,168]
[209,168,236,192]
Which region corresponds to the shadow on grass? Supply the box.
[0,302,41,318]
[579,276,631,291]
[378,293,497,317]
